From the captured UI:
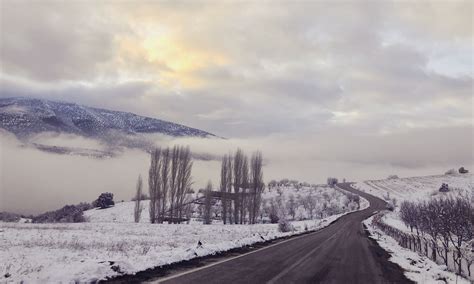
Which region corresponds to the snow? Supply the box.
[0,97,214,139]
[364,216,470,284]
[357,174,473,282]
[1,206,364,282]
[353,173,473,203]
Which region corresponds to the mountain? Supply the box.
[0,97,215,139]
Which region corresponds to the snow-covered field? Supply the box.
[354,173,472,236]
[1,201,365,283]
[364,216,470,284]
[354,173,472,202]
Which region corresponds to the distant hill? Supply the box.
[0,97,215,139]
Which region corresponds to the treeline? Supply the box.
[0,212,23,222]
[399,196,473,275]
[147,145,193,224]
[264,185,359,223]
[32,203,93,223]
[220,149,264,224]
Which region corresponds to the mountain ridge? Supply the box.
[0,96,216,139]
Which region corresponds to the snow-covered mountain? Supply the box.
[0,97,215,139]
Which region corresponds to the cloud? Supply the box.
[1,1,471,138]
[0,2,122,82]
[1,1,472,214]
[2,124,472,214]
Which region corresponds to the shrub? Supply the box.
[439,183,449,192]
[269,212,279,224]
[94,192,115,209]
[445,168,457,175]
[32,204,88,223]
[0,212,21,222]
[327,177,338,187]
[278,218,293,232]
[387,175,399,180]
[385,202,395,211]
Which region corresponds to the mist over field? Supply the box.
[1,125,472,214]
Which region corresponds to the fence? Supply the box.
[370,213,473,280]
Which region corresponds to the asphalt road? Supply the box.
[153,183,412,284]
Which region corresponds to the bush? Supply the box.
[327,177,338,187]
[278,218,293,232]
[387,175,399,180]
[269,212,279,224]
[459,167,469,174]
[32,204,88,223]
[94,192,115,209]
[445,168,457,175]
[0,212,21,222]
[385,202,395,211]
[439,183,449,192]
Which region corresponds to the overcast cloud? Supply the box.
[0,1,473,212]
[1,1,472,136]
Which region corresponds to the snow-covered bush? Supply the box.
[278,218,293,232]
[385,202,395,211]
[445,168,457,175]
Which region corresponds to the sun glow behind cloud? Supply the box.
[115,24,230,89]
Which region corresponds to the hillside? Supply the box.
[0,97,215,143]
[353,173,472,202]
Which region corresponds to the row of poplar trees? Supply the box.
[148,145,193,224]
[220,149,264,224]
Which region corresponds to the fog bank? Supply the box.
[1,126,472,214]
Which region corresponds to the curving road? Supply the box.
[147,183,413,283]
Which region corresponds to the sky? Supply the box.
[0,1,473,213]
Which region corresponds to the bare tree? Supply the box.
[148,145,194,224]
[249,151,264,224]
[400,201,418,233]
[160,148,171,223]
[148,148,162,224]
[176,146,193,222]
[220,155,229,224]
[437,199,454,266]
[446,195,473,275]
[240,156,249,224]
[134,175,143,223]
[203,180,213,225]
[419,200,442,261]
[226,154,233,224]
[233,149,244,224]
[169,146,180,223]
[287,194,297,220]
[304,192,317,219]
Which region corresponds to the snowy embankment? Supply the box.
[355,173,473,282]
[1,208,364,283]
[364,216,470,284]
